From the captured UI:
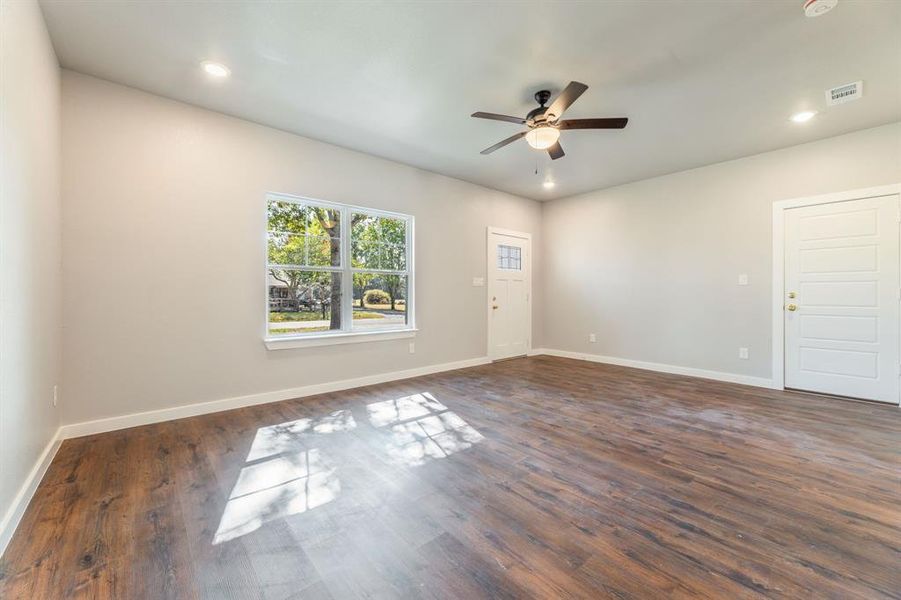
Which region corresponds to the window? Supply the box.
[266,194,413,343]
[497,244,522,270]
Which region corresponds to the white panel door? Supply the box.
[784,194,900,403]
[488,230,530,360]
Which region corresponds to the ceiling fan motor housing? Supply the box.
[526,107,549,124]
[527,90,553,124]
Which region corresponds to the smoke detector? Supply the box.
[804,0,838,17]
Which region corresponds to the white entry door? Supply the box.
[487,229,531,360]
[784,194,900,403]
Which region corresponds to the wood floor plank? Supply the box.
[1,356,899,599]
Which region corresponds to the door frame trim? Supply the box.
[486,226,533,361]
[771,183,901,396]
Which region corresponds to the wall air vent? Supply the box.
[826,81,863,106]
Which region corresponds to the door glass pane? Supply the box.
[497,244,521,270]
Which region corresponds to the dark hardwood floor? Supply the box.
[1,355,899,599]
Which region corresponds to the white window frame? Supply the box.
[264,192,416,350]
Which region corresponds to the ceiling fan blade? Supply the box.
[480,131,527,155]
[557,117,628,130]
[545,81,588,121]
[547,141,565,160]
[471,111,526,125]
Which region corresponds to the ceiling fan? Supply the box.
[471,81,627,160]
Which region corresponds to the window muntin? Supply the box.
[267,202,341,269]
[351,214,407,271]
[267,195,412,338]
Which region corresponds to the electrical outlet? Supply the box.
[409,342,415,354]
[52,385,58,407]
[589,333,597,343]
[738,274,749,286]
[738,347,749,360]
[472,277,485,287]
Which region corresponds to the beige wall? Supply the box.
[55,72,901,425]
[0,0,62,539]
[61,71,543,424]
[541,122,901,380]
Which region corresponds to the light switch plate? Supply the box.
[738,274,749,286]
[472,277,485,287]
[589,333,597,343]
[738,347,749,360]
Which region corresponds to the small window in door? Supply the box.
[497,245,522,270]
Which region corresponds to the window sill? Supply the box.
[264,328,418,350]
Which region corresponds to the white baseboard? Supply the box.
[46,350,777,442]
[0,428,62,558]
[529,348,777,389]
[59,356,492,440]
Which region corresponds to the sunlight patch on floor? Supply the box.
[214,394,476,544]
[247,410,356,461]
[366,392,448,427]
[367,393,484,467]
[214,448,340,544]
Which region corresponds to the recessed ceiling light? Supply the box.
[201,61,230,78]
[790,110,817,123]
[543,181,556,189]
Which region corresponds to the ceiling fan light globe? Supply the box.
[525,126,560,150]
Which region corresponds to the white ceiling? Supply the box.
[40,0,901,201]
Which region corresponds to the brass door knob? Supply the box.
[787,292,796,299]
[786,303,798,311]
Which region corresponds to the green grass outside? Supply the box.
[355,301,406,311]
[268,326,329,334]
[269,310,385,322]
